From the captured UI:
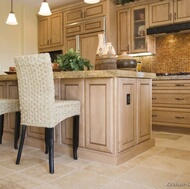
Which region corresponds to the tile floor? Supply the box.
[0,131,190,189]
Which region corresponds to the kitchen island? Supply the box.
[0,70,155,165]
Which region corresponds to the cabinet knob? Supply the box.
[152,115,157,117]
[152,84,157,87]
[152,97,157,100]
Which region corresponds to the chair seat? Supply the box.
[0,99,20,115]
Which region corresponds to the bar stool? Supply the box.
[14,53,80,174]
[0,99,20,149]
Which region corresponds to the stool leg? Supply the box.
[46,128,54,174]
[73,115,79,160]
[0,114,4,144]
[45,128,48,154]
[16,125,26,165]
[14,112,21,149]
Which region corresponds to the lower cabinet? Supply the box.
[152,79,190,128]
[0,81,18,135]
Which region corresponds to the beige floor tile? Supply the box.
[36,183,62,189]
[119,165,178,189]
[102,179,155,189]
[51,169,113,189]
[0,154,46,171]
[0,173,44,189]
[65,158,92,169]
[21,162,75,182]
[139,155,190,174]
[83,162,134,178]
[0,166,15,177]
[157,147,190,161]
[154,132,182,140]
[0,149,17,161]
[127,146,165,165]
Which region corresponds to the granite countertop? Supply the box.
[154,75,190,80]
[0,70,156,81]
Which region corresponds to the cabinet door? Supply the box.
[60,79,85,147]
[50,12,63,47]
[65,36,77,52]
[65,7,83,24]
[149,0,173,27]
[174,0,190,23]
[38,17,49,49]
[137,79,152,143]
[85,78,114,153]
[0,82,6,98]
[117,9,131,54]
[4,81,19,134]
[117,78,136,152]
[79,32,99,68]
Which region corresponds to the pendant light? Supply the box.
[84,0,100,4]
[38,0,52,16]
[6,0,18,25]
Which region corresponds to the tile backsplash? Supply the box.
[138,33,190,73]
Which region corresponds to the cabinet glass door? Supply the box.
[133,8,146,51]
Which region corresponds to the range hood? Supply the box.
[147,22,190,36]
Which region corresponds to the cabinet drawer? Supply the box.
[152,93,190,105]
[152,110,190,125]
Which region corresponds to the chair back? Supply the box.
[14,53,55,127]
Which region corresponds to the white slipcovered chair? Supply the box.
[14,53,80,174]
[0,99,20,149]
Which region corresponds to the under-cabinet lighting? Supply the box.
[84,0,100,4]
[128,52,153,57]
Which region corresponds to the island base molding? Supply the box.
[3,133,155,166]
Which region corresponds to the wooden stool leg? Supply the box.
[0,114,4,144]
[16,125,26,165]
[73,115,79,160]
[14,112,21,149]
[46,128,54,174]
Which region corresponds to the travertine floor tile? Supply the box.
[51,169,113,189]
[0,166,15,177]
[119,165,178,189]
[0,173,44,189]
[153,132,182,140]
[102,179,155,189]
[21,162,75,182]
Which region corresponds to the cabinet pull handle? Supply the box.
[152,115,157,117]
[169,13,172,21]
[152,97,157,100]
[175,84,184,86]
[175,98,184,100]
[49,39,52,45]
[152,84,157,87]
[174,12,177,20]
[81,12,83,18]
[84,11,86,18]
[127,44,129,52]
[175,116,184,119]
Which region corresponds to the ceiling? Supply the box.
[23,0,82,9]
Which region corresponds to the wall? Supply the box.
[0,0,38,72]
[139,33,190,73]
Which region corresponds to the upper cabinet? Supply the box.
[65,2,105,24]
[38,12,63,51]
[149,0,190,27]
[117,4,156,55]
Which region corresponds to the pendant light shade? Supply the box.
[38,0,52,16]
[6,0,18,25]
[84,0,100,4]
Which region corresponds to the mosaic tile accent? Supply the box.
[138,33,190,73]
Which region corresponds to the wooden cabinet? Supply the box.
[85,78,114,153]
[65,2,105,24]
[117,4,156,55]
[137,79,152,143]
[152,79,190,128]
[60,79,85,147]
[149,0,190,27]
[117,9,131,54]
[38,12,63,50]
[65,31,101,68]
[0,81,18,135]
[117,78,136,152]
[131,5,156,54]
